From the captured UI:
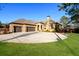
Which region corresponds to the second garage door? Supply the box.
[26,27,35,32]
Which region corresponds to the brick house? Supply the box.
[9,16,62,33]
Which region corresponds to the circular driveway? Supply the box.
[0,32,67,43]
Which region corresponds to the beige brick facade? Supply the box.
[9,23,36,32]
[9,16,62,32]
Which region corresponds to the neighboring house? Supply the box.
[65,14,79,33]
[0,25,9,34]
[9,16,62,33]
[66,23,79,33]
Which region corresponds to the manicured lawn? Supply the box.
[0,33,79,56]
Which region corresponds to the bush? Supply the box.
[44,29,55,32]
[74,28,79,33]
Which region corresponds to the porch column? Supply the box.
[53,24,55,29]
[22,25,26,32]
[39,25,42,31]
[9,24,14,33]
[35,25,38,31]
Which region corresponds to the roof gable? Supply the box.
[10,19,36,25]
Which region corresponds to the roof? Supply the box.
[44,19,55,24]
[55,22,62,25]
[35,21,44,24]
[10,19,36,25]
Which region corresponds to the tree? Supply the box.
[58,3,79,16]
[58,3,79,23]
[0,21,3,27]
[0,4,7,28]
[58,3,79,33]
[60,16,69,28]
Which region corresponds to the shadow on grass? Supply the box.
[55,33,77,56]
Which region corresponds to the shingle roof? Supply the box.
[35,21,44,24]
[10,19,36,25]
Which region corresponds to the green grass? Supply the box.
[0,33,79,56]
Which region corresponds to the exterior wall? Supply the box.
[9,24,36,32]
[9,22,57,32]
[35,25,38,31]
[9,17,61,32]
[44,21,55,32]
[45,22,51,30]
[36,21,55,31]
[9,24,23,32]
[9,24,14,33]
[0,28,9,34]
[9,16,60,33]
[53,24,55,29]
[22,25,26,32]
[36,22,56,32]
[36,23,44,32]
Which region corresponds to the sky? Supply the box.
[0,3,66,23]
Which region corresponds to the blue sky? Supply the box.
[0,3,66,23]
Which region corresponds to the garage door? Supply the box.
[14,26,22,32]
[27,27,35,32]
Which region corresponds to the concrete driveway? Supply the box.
[0,32,67,43]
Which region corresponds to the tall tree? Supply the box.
[0,21,3,27]
[60,16,69,28]
[0,3,7,28]
[58,3,79,23]
[58,3,79,16]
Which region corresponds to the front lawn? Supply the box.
[0,33,79,56]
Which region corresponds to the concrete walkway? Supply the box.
[0,32,67,43]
